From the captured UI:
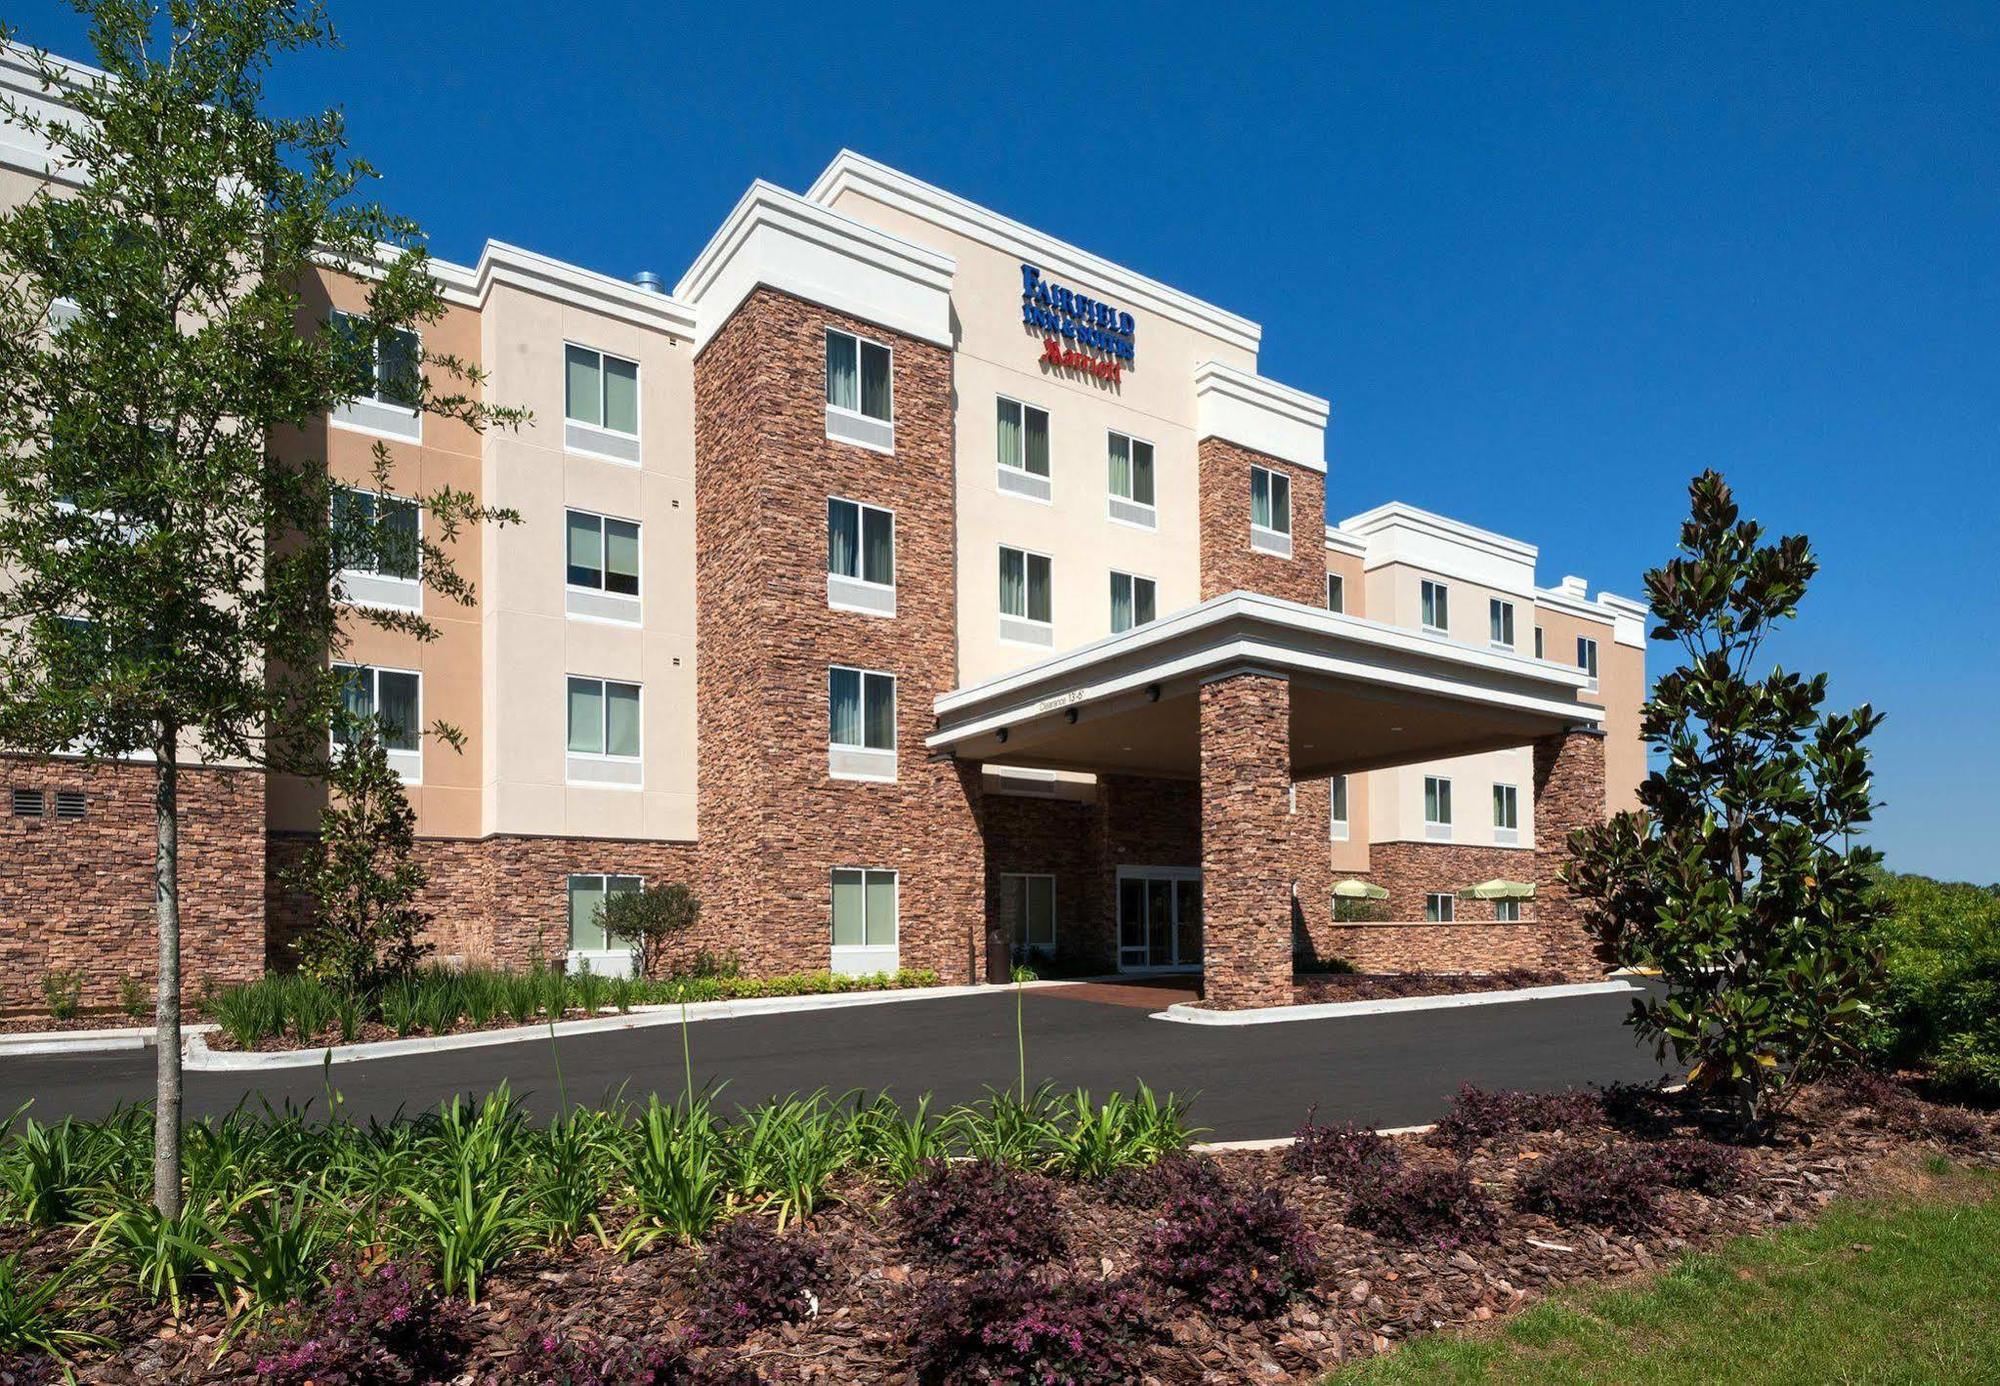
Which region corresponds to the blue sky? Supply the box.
[18,3,1998,880]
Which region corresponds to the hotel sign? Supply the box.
[1021,264,1134,384]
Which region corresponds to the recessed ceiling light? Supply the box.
[1389,726,1403,733]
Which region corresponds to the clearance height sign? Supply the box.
[1021,264,1135,384]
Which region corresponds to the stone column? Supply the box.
[1532,726,1608,978]
[1200,672,1296,1009]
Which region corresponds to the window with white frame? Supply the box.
[331,487,420,610]
[827,497,895,613]
[1002,873,1056,955]
[564,344,640,437]
[1329,774,1349,841]
[1425,892,1456,923]
[1494,898,1522,922]
[567,677,641,758]
[825,328,893,450]
[1107,431,1156,525]
[999,546,1053,643]
[1493,783,1520,846]
[567,873,641,953]
[333,663,421,751]
[331,310,420,410]
[1327,573,1345,613]
[565,509,641,601]
[831,867,897,957]
[1489,598,1515,649]
[1421,580,1450,634]
[1250,465,1291,554]
[1424,775,1453,839]
[1109,571,1156,633]
[996,397,1051,500]
[1577,636,1600,691]
[828,666,896,780]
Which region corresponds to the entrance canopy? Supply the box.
[931,591,1600,779]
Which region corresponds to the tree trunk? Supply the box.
[152,735,182,1218]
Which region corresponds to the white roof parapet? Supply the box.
[806,150,1262,358]
[675,179,956,353]
[0,40,98,184]
[1324,524,1368,559]
[1339,501,1539,596]
[1595,591,1650,648]
[1192,360,1329,474]
[1534,581,1649,648]
[473,241,696,336]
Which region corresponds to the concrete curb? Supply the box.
[1154,978,1640,1027]
[0,1023,216,1058]
[1194,1121,1437,1153]
[182,980,1074,1072]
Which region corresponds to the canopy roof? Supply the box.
[1459,879,1536,900]
[1333,880,1390,900]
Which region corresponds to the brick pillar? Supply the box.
[1533,726,1607,978]
[1200,672,1295,1009]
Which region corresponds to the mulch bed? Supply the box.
[0,1013,156,1035]
[17,1080,1996,1384]
[1290,968,1571,1006]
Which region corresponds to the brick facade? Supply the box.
[1531,727,1608,975]
[0,756,264,1015]
[1199,673,1295,1008]
[983,790,1105,974]
[692,286,985,983]
[1197,437,1327,606]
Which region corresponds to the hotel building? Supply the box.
[1,48,1644,1011]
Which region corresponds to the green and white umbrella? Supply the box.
[1457,879,1535,900]
[1332,879,1389,900]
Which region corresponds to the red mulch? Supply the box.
[1290,969,1571,1006]
[20,1082,1997,1384]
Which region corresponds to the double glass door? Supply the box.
[1117,870,1203,970]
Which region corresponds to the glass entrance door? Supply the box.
[1117,870,1203,970]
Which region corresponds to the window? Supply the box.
[567,873,641,953]
[1494,898,1522,922]
[1421,580,1450,634]
[1489,598,1515,649]
[567,676,641,758]
[825,329,892,422]
[1002,873,1056,954]
[563,344,640,437]
[1425,892,1456,923]
[565,510,640,596]
[1329,774,1349,841]
[1577,636,1600,691]
[827,498,895,614]
[1109,571,1156,633]
[1535,625,1545,659]
[1250,465,1291,555]
[1424,775,1453,839]
[331,310,420,410]
[1107,431,1155,525]
[1326,573,1345,613]
[332,487,420,583]
[828,667,896,752]
[831,868,897,949]
[999,546,1053,642]
[1493,783,1520,846]
[333,664,421,753]
[996,398,1051,499]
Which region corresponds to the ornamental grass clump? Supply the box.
[892,1159,1065,1271]
[253,1261,469,1386]
[1345,1164,1499,1249]
[696,1216,830,1342]
[907,1269,1151,1386]
[1284,1114,1402,1189]
[1516,1145,1661,1231]
[1142,1184,1317,1319]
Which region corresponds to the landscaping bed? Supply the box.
[1291,967,1572,1006]
[1,1074,1992,1383]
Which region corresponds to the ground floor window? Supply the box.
[1494,898,1522,922]
[831,868,897,949]
[1001,873,1056,957]
[568,873,642,952]
[1425,892,1456,923]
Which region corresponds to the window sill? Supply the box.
[339,571,423,612]
[999,616,1055,648]
[1250,526,1293,559]
[1108,497,1157,530]
[566,587,643,625]
[997,467,1053,503]
[828,573,897,618]
[829,746,897,782]
[825,405,895,454]
[564,420,642,465]
[331,398,422,444]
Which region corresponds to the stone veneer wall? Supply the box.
[1531,727,1608,975]
[1199,673,1295,1008]
[0,756,264,1013]
[1196,438,1327,606]
[983,791,1104,975]
[693,286,984,983]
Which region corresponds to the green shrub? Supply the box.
[116,974,149,1021]
[1864,873,2000,1102]
[40,969,82,1021]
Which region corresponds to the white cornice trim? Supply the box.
[806,150,1262,357]
[1339,502,1540,566]
[473,241,696,335]
[674,179,956,351]
[1192,360,1328,474]
[1324,525,1368,559]
[0,40,98,185]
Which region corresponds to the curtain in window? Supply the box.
[999,549,1025,617]
[864,870,897,946]
[378,328,421,408]
[568,876,607,951]
[605,520,640,596]
[568,678,604,754]
[602,356,639,434]
[827,500,858,579]
[566,345,601,426]
[1025,407,1050,477]
[380,498,420,580]
[1271,473,1291,533]
[567,511,602,587]
[831,869,864,946]
[1130,439,1154,505]
[376,671,420,751]
[862,507,893,585]
[863,673,895,750]
[1133,578,1156,626]
[335,665,370,747]
[828,667,861,747]
[859,341,892,421]
[1108,433,1131,499]
[825,333,858,411]
[605,682,641,757]
[1110,573,1133,633]
[1026,554,1052,623]
[997,399,1021,469]
[1251,468,1272,528]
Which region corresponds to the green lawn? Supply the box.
[1331,1161,2000,1385]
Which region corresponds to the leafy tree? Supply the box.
[597,883,701,980]
[0,3,519,1213]
[1565,471,1885,1132]
[1865,871,2000,1101]
[285,726,432,990]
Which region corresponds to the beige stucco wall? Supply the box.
[476,280,697,843]
[1535,601,1645,814]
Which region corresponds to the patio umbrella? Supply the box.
[1457,879,1535,900]
[1332,879,1389,900]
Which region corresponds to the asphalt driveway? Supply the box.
[0,983,1668,1141]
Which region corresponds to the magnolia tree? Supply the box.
[1565,471,1884,1131]
[0,2,519,1213]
